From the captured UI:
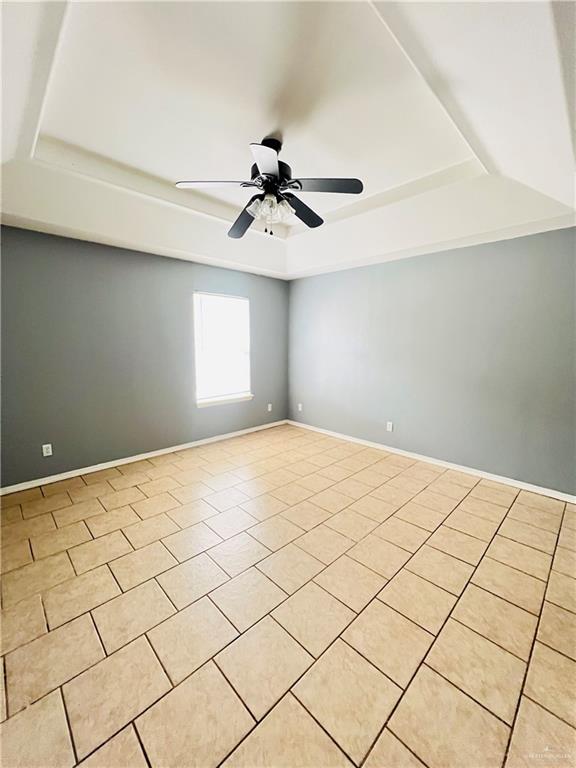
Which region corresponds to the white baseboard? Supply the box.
[287,420,576,504]
[0,420,289,495]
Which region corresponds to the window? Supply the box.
[193,292,252,406]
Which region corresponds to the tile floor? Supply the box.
[1,425,575,767]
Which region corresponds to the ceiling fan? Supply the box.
[175,138,364,238]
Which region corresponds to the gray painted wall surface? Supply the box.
[289,228,576,494]
[1,226,289,486]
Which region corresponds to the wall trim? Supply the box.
[0,420,289,495]
[287,420,576,504]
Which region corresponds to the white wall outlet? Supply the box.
[42,443,53,457]
[297,403,303,412]
[267,403,273,412]
[386,422,394,433]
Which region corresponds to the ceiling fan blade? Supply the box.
[283,193,323,228]
[250,143,279,177]
[289,178,364,194]
[175,180,254,189]
[228,195,262,239]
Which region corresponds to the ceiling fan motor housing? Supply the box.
[250,160,292,185]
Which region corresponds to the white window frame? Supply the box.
[193,291,253,408]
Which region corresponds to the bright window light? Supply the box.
[193,292,252,406]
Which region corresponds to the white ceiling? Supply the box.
[2,1,574,279]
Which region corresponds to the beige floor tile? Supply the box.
[99,487,146,512]
[71,481,116,503]
[22,493,72,519]
[2,513,56,546]
[170,481,213,504]
[147,596,237,683]
[295,525,354,564]
[1,594,47,654]
[374,517,429,552]
[209,532,271,576]
[223,693,352,768]
[348,534,411,578]
[325,509,378,541]
[394,502,446,532]
[0,689,75,768]
[6,614,104,714]
[547,571,576,613]
[412,490,457,515]
[427,479,470,502]
[1,487,42,507]
[205,507,258,539]
[1,505,23,527]
[508,502,562,534]
[83,468,122,485]
[257,543,324,594]
[378,569,456,634]
[295,639,401,764]
[488,536,552,580]
[499,518,557,555]
[86,506,140,537]
[204,471,243,491]
[469,483,517,508]
[331,478,373,501]
[31,520,92,560]
[0,658,5,722]
[364,729,426,768]
[442,469,478,488]
[343,600,433,687]
[517,490,564,515]
[205,488,250,512]
[454,584,537,660]
[559,526,576,552]
[122,512,179,549]
[157,552,229,609]
[538,601,576,661]
[315,555,385,612]
[69,530,132,574]
[216,616,313,719]
[78,725,148,768]
[53,498,108,528]
[166,499,217,528]
[44,564,121,628]
[1,539,33,574]
[406,545,474,596]
[137,661,254,768]
[369,485,414,509]
[505,697,576,768]
[64,636,170,758]
[240,494,288,521]
[211,568,287,632]
[42,477,86,497]
[387,474,429,494]
[348,495,397,523]
[137,477,181,498]
[553,546,576,579]
[389,665,509,768]
[428,525,487,565]
[93,579,174,653]
[319,465,356,482]
[297,473,335,492]
[473,557,546,615]
[108,471,151,491]
[310,488,354,513]
[110,541,177,591]
[458,496,509,523]
[2,551,75,608]
[281,499,332,530]
[162,521,222,561]
[273,582,355,657]
[427,619,525,723]
[525,642,576,726]
[444,508,499,541]
[250,516,303,550]
[271,482,315,506]
[131,492,181,520]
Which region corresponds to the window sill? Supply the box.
[196,393,254,408]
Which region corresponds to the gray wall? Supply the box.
[1,226,289,486]
[289,228,576,495]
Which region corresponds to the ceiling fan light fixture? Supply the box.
[247,194,294,225]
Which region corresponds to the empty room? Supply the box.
[1,1,575,767]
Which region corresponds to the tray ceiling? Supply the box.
[2,1,574,278]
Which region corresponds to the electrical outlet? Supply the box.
[297,403,303,412]
[42,443,53,457]
[386,422,394,433]
[267,403,273,412]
